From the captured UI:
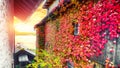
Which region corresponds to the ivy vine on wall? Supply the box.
[29,0,120,68]
[52,0,120,67]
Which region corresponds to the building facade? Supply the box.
[14,49,35,68]
[35,0,120,67]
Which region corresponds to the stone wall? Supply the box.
[45,21,56,48]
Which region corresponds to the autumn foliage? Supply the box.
[29,0,120,68]
[52,0,120,67]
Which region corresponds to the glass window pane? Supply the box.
[18,55,29,62]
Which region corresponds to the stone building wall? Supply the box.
[45,21,56,49]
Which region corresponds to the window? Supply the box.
[73,23,79,35]
[18,55,29,62]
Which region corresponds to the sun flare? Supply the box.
[14,22,34,33]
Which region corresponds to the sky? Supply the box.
[14,2,46,49]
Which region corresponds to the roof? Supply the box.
[34,0,71,28]
[15,48,36,56]
[43,0,55,9]
[14,0,43,21]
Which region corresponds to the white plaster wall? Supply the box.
[0,0,13,68]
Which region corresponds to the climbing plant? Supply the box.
[27,49,62,68]
[52,0,120,67]
[30,0,120,68]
